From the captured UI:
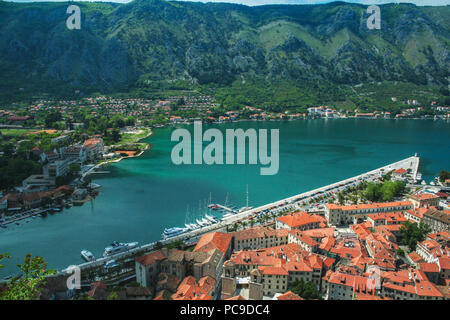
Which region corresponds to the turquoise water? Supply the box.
[1,119,449,277]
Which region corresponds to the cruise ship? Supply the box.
[162,227,188,240]
[103,241,139,257]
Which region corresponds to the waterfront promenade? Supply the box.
[60,154,420,277]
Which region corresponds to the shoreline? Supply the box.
[83,129,153,179]
[164,116,449,128]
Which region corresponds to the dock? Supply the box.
[209,204,237,214]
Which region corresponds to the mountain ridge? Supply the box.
[0,0,448,100]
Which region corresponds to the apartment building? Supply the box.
[232,227,289,251]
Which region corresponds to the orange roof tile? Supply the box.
[194,232,232,256]
[277,211,322,228]
[136,250,165,266]
[276,291,304,300]
[411,193,439,201]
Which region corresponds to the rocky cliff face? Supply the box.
[0,0,448,93]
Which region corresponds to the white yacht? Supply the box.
[81,250,95,262]
[205,214,217,223]
[196,219,206,227]
[103,241,138,257]
[201,218,211,225]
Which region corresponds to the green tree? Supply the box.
[289,279,322,300]
[154,241,163,250]
[400,221,432,252]
[107,292,119,300]
[364,182,381,202]
[337,192,345,205]
[438,170,450,183]
[0,253,56,300]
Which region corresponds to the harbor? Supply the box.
[1,119,449,280]
[58,154,420,283]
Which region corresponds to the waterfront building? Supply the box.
[22,174,54,193]
[391,168,407,181]
[324,201,413,226]
[409,193,440,209]
[64,145,88,164]
[135,248,218,289]
[83,138,104,161]
[275,211,323,231]
[43,158,71,179]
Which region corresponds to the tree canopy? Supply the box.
[0,253,56,300]
[399,221,432,252]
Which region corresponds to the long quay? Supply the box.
[60,155,420,277]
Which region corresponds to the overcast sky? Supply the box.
[5,0,450,6]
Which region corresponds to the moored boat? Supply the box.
[103,241,138,257]
[81,250,95,262]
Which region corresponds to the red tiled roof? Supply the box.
[277,211,322,228]
[136,250,165,266]
[411,193,439,201]
[326,201,412,212]
[172,275,215,300]
[194,232,232,256]
[408,251,424,263]
[419,262,440,273]
[438,257,450,270]
[258,266,289,276]
[276,291,304,300]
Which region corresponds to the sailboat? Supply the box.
[185,205,193,230]
[238,184,253,212]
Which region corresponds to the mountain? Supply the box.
[0,0,449,99]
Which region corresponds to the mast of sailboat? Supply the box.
[246,184,249,208]
[225,192,229,208]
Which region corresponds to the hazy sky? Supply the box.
[5,0,450,5]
